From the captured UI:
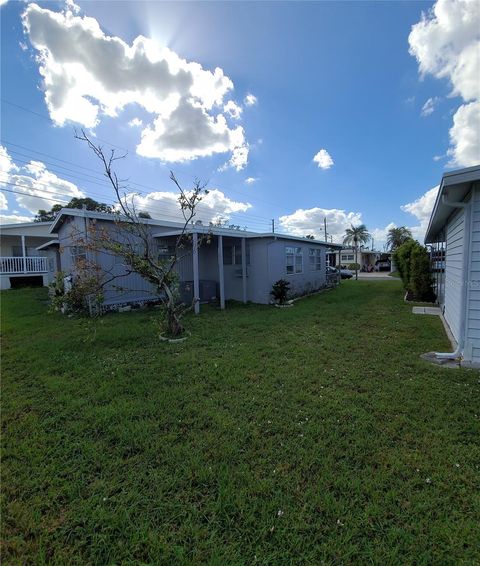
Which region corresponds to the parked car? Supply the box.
[340,268,353,279]
[375,260,391,272]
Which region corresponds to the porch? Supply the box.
[154,230,250,314]
[0,234,59,289]
[0,256,48,274]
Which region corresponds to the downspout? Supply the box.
[435,193,472,360]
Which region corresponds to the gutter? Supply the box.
[435,192,472,360]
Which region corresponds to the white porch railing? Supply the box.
[0,256,48,274]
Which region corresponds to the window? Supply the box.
[341,254,354,262]
[223,245,233,265]
[223,243,250,266]
[157,241,175,262]
[70,245,87,266]
[286,246,302,274]
[309,248,322,271]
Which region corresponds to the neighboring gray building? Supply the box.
[50,208,341,311]
[0,221,59,290]
[425,164,480,366]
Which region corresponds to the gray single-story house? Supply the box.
[0,221,60,290]
[50,208,342,312]
[425,164,480,366]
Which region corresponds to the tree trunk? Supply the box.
[355,240,358,281]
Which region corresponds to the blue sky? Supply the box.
[1,0,479,245]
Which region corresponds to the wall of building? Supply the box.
[465,182,480,364]
[58,217,159,305]
[267,239,327,299]
[443,202,467,343]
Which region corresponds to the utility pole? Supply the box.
[324,217,327,242]
[271,219,275,233]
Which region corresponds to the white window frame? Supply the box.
[286,246,303,275]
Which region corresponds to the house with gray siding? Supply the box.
[425,164,480,367]
[49,208,341,311]
[0,221,60,290]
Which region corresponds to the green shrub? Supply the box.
[393,240,434,301]
[410,245,435,301]
[271,279,290,305]
[393,239,417,289]
[348,263,360,271]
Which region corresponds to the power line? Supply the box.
[1,104,290,214]
[0,175,275,228]
[1,140,285,221]
[1,99,131,153]
[0,181,275,230]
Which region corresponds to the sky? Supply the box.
[0,0,479,247]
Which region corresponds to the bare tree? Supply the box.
[73,129,208,337]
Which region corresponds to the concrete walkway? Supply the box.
[356,272,397,281]
[412,306,441,315]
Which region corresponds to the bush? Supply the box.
[271,279,290,305]
[393,240,435,301]
[393,239,417,289]
[410,245,435,302]
[348,263,360,271]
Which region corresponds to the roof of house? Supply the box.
[49,208,186,234]
[36,240,60,251]
[424,164,480,244]
[0,221,52,229]
[0,221,57,238]
[153,227,342,248]
[50,208,343,248]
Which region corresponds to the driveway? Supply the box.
[356,272,397,281]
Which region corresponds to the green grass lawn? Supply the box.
[2,281,479,565]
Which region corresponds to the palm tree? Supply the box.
[343,224,370,280]
[386,226,412,250]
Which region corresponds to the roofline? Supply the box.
[49,208,185,234]
[36,239,60,251]
[0,220,51,229]
[153,227,342,247]
[424,164,480,243]
[50,208,343,247]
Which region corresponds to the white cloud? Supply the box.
[218,143,250,172]
[137,98,245,162]
[421,96,440,117]
[244,93,257,106]
[0,145,19,175]
[0,192,7,210]
[22,3,249,168]
[370,222,397,249]
[279,207,362,243]
[0,214,35,224]
[313,149,334,170]
[401,185,439,241]
[447,100,480,166]
[245,177,258,185]
[223,100,242,120]
[0,0,9,7]
[409,0,480,166]
[122,188,251,224]
[0,145,84,214]
[128,117,143,127]
[65,0,81,15]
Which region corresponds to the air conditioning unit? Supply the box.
[234,267,249,278]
